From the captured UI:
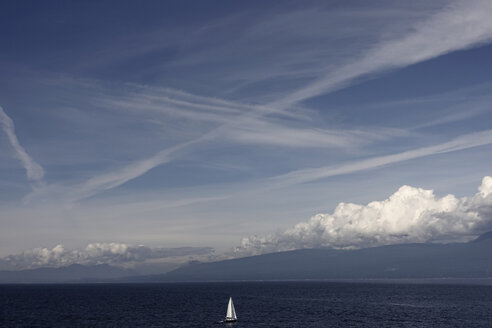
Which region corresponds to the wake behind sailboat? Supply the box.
[224,297,237,323]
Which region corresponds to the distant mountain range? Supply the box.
[0,264,132,283]
[155,231,492,282]
[1,232,491,284]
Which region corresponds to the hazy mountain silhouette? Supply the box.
[155,232,492,282]
[2,232,491,283]
[0,264,132,283]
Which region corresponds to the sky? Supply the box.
[1,0,492,272]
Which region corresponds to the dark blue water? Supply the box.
[1,282,491,327]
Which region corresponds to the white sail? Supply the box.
[226,297,237,321]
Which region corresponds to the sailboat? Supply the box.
[225,297,237,323]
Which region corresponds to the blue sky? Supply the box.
[1,0,492,269]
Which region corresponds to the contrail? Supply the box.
[0,106,44,181]
[268,0,492,110]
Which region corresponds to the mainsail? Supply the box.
[225,297,237,321]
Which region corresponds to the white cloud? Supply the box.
[0,106,44,181]
[235,176,492,256]
[0,242,214,270]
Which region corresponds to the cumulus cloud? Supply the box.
[235,176,492,256]
[0,106,44,181]
[0,242,214,270]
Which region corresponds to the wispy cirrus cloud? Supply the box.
[25,137,202,203]
[225,119,407,149]
[12,1,492,209]
[24,86,491,204]
[0,106,44,182]
[268,129,492,188]
[270,0,492,109]
[24,79,407,203]
[88,0,492,197]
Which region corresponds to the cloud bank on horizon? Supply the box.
[5,177,491,269]
[0,243,214,271]
[235,176,492,256]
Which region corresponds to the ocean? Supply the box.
[1,281,491,327]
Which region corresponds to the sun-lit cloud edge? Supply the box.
[234,176,492,256]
